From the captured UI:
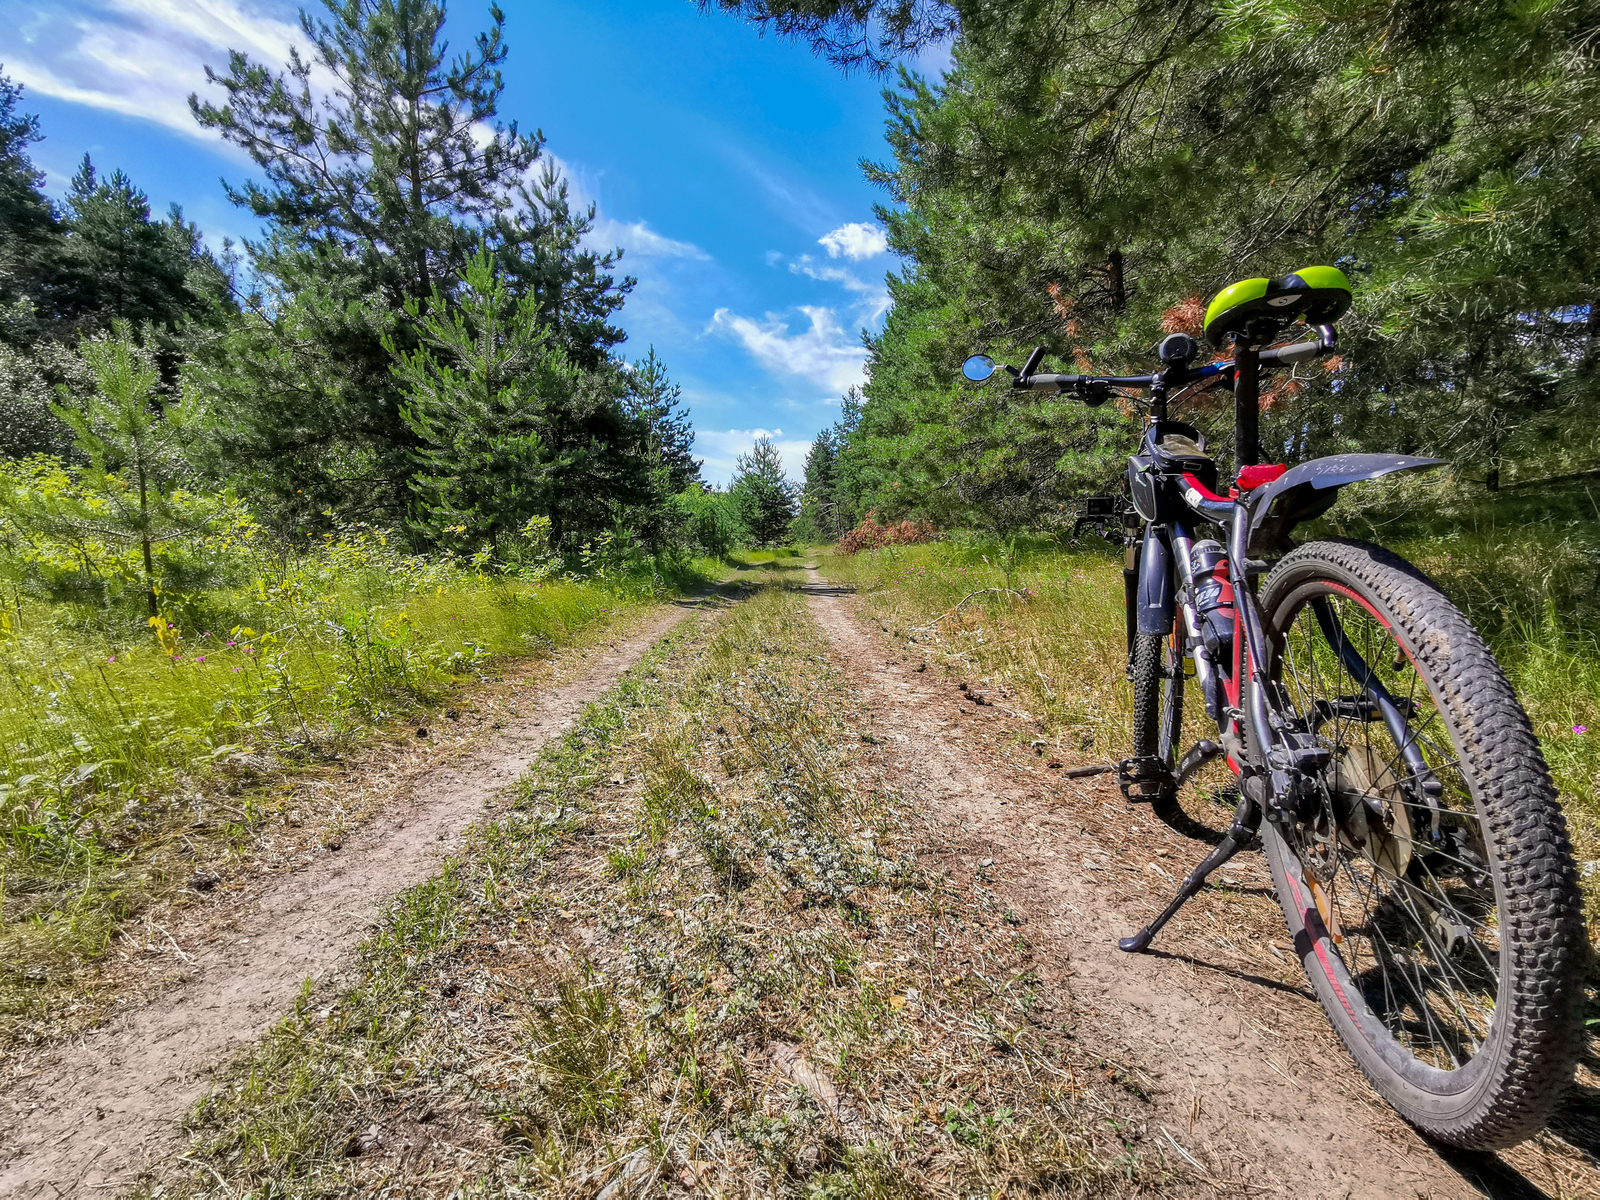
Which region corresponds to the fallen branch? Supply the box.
[1062,762,1117,779]
[908,587,1029,632]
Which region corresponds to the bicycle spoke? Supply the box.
[1274,581,1504,1074]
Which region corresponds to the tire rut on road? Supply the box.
[0,597,711,1199]
[798,570,1498,1199]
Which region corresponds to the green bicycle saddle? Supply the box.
[1202,266,1352,348]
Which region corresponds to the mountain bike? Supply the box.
[961,267,1586,1149]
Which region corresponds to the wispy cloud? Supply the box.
[2,0,300,143]
[789,254,890,321]
[818,221,887,261]
[724,145,841,233]
[591,217,710,260]
[709,305,865,395]
[693,427,810,484]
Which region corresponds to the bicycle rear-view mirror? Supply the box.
[962,354,995,382]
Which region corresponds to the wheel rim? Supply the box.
[1270,581,1503,1075]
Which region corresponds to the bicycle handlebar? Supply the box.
[1010,325,1337,395]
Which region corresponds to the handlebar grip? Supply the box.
[1019,373,1083,391]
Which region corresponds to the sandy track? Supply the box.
[0,599,707,1198]
[799,573,1548,1199]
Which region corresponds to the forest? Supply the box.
[782,0,1600,539]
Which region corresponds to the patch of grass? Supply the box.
[824,536,1130,758]
[0,532,714,1046]
[152,581,1171,1197]
[726,545,804,570]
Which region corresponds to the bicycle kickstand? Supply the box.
[1118,788,1261,954]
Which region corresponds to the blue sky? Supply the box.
[1,0,943,482]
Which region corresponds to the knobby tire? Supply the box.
[1257,538,1585,1148]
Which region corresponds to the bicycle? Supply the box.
[960,267,1587,1149]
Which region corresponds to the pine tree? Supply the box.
[0,70,66,339]
[388,253,565,549]
[732,435,796,548]
[191,0,540,307]
[627,349,700,494]
[62,156,220,330]
[22,327,199,615]
[622,347,702,552]
[796,430,839,542]
[387,251,647,551]
[696,1,955,69]
[189,0,634,521]
[492,163,633,371]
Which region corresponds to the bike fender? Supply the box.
[1248,453,1446,542]
[1136,526,1174,636]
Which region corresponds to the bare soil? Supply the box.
[799,571,1600,1200]
[0,596,712,1199]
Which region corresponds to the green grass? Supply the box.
[0,531,717,1034]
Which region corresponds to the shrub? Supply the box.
[837,513,937,555]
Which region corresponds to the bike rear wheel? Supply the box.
[1257,538,1585,1148]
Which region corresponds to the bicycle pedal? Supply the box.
[1117,755,1175,803]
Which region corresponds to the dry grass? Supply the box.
[823,531,1600,1196]
[820,540,1131,766]
[144,580,1180,1197]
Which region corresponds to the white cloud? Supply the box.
[789,254,891,321]
[709,305,866,395]
[591,218,710,260]
[818,221,888,261]
[4,0,302,144]
[693,428,810,485]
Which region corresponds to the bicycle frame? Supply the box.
[1109,330,1447,951]
[982,321,1449,949]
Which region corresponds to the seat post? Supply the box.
[1233,340,1261,470]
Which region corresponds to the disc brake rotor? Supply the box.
[1330,744,1414,879]
[1294,743,1414,891]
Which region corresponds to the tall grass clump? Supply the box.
[0,473,710,1017]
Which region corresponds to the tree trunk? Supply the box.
[1109,249,1126,313]
[138,463,157,615]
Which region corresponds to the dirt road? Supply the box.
[0,598,710,1199]
[799,571,1596,1199]
[4,567,1593,1198]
